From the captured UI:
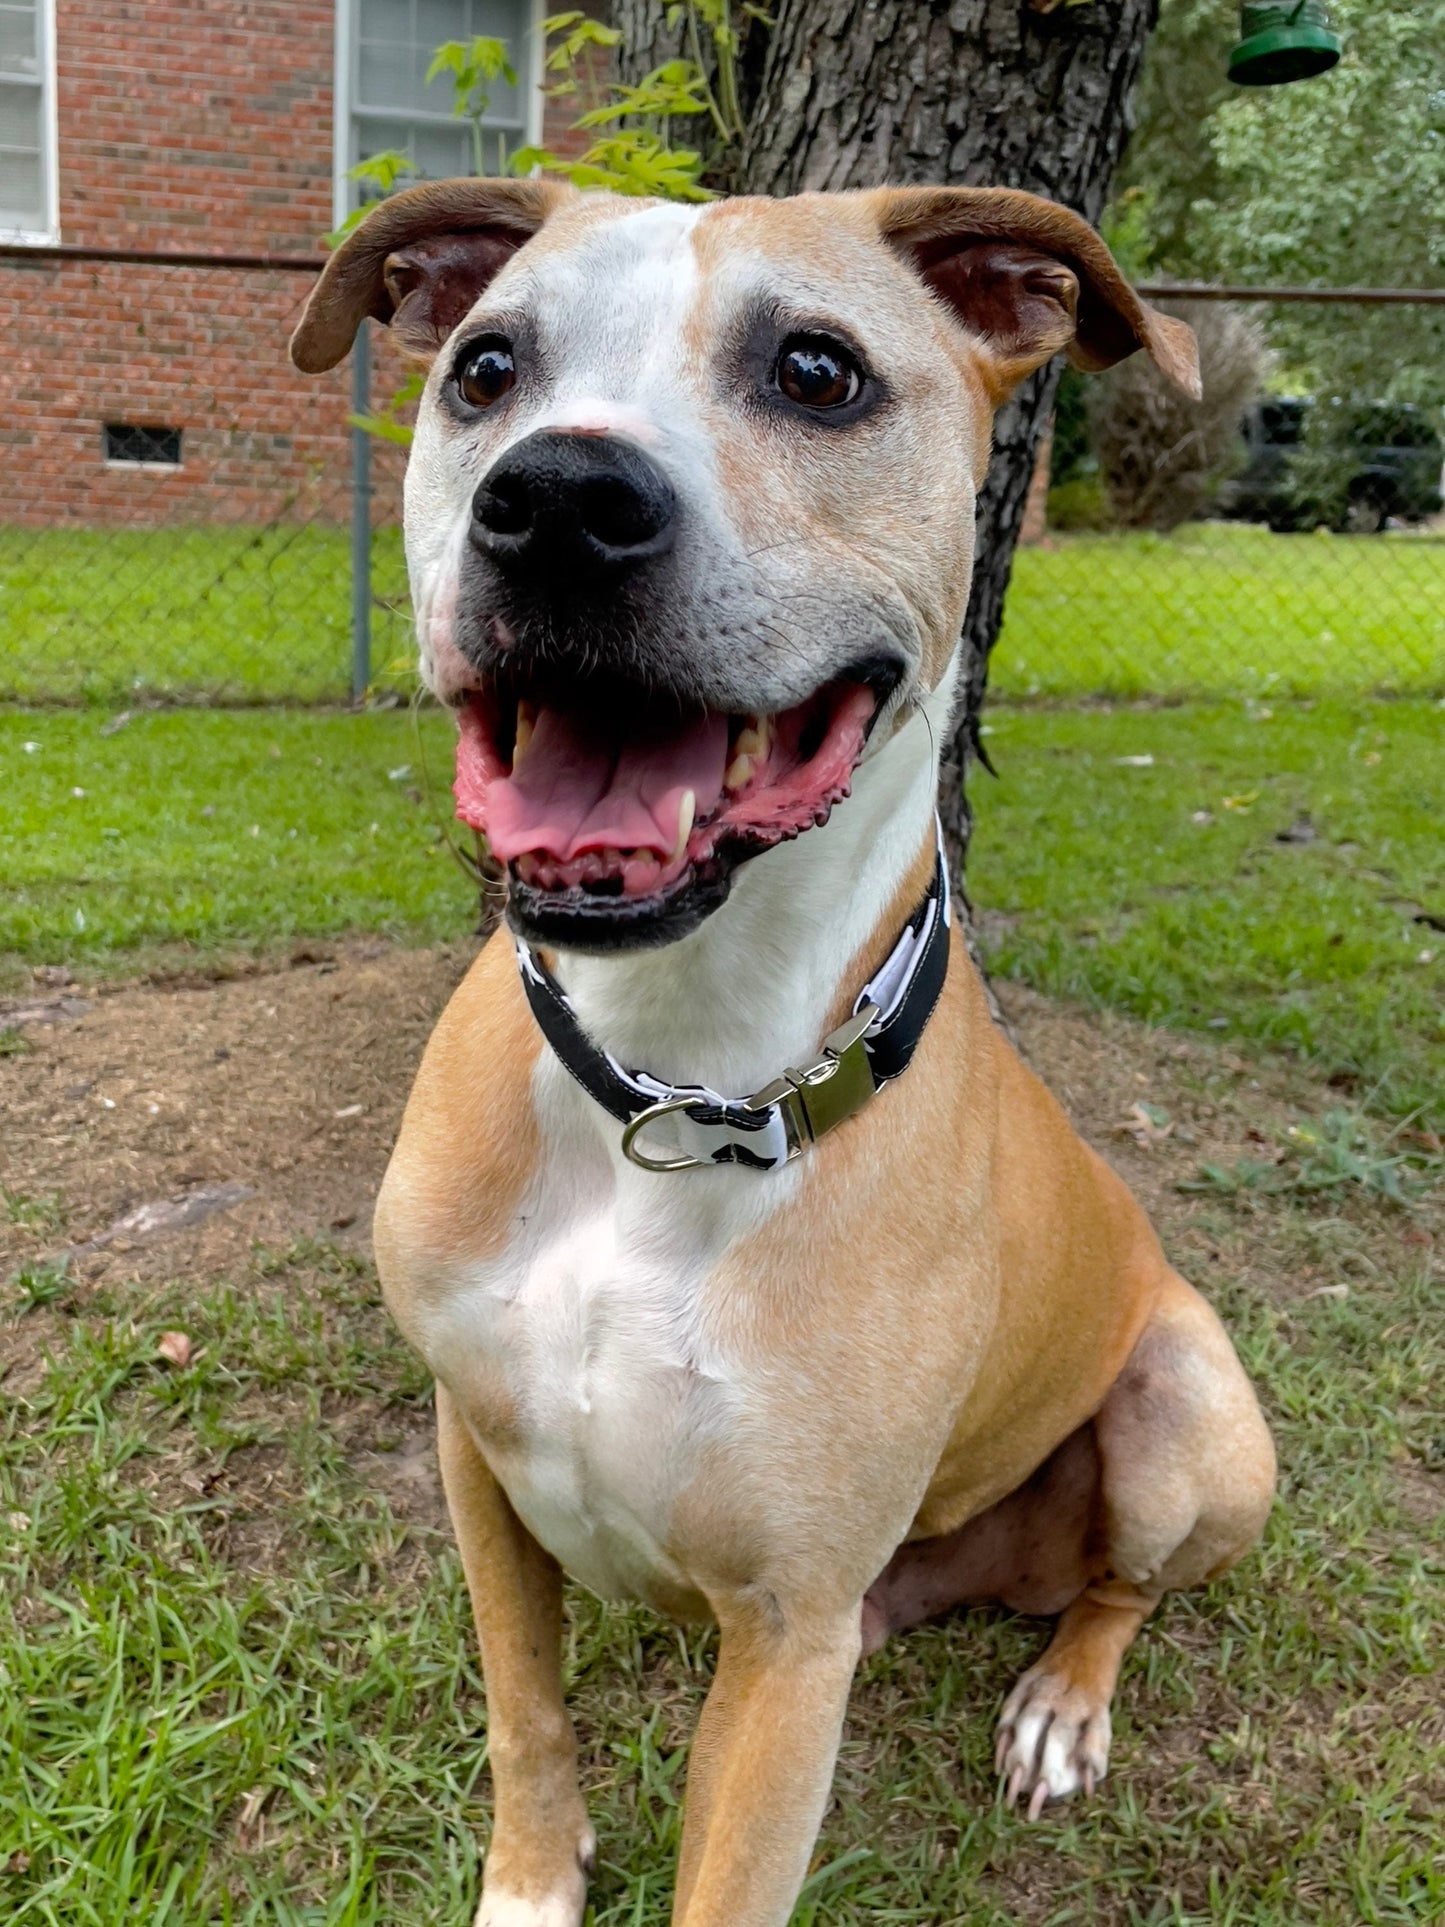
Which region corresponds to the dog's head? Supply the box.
[294,181,1197,951]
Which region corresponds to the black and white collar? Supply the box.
[514,820,952,1173]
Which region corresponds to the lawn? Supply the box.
[0,525,414,706]
[0,705,467,972]
[967,698,1445,1126]
[3,520,1443,705]
[2,698,1441,1125]
[993,522,1445,701]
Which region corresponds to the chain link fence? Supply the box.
[2,252,1442,709]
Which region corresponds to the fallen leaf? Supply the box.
[334,1103,364,1118]
[1222,791,1260,812]
[157,1331,194,1369]
[1116,1101,1174,1149]
[239,1787,267,1823]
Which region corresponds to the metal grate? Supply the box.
[102,424,183,467]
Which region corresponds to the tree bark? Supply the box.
[614,0,1158,903]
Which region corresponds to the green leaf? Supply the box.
[347,412,416,447]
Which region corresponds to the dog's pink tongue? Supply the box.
[482,705,729,862]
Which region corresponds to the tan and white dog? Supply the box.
[292,178,1276,1927]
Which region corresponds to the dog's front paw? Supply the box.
[994,1667,1112,1819]
[475,1825,595,1927]
[475,1897,583,1927]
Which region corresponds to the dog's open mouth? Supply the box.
[453,666,897,945]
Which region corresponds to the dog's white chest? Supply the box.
[422,1070,792,1606]
[493,1212,718,1602]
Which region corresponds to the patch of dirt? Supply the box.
[0,939,479,1309]
[995,979,1439,1297]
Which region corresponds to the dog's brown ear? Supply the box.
[290,177,577,374]
[867,186,1201,403]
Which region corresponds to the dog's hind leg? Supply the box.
[436,1385,595,1927]
[995,1269,1275,1815]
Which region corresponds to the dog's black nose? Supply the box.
[471,431,677,583]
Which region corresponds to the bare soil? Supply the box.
[0,941,472,1292]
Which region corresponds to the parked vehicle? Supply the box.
[1220,398,1444,533]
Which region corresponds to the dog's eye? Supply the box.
[775,337,862,410]
[455,338,516,409]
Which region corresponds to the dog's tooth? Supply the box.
[735,716,770,760]
[512,701,535,768]
[723,752,753,793]
[670,789,696,863]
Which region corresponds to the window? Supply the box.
[334,0,542,225]
[103,425,183,467]
[0,0,57,241]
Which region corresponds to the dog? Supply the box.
[292,177,1276,1927]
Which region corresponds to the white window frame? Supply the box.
[332,0,545,230]
[0,0,59,244]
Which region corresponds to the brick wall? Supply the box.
[0,0,584,529]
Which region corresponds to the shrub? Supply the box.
[1088,301,1267,531]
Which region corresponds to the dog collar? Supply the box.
[514,819,952,1173]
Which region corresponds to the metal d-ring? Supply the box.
[620,1095,714,1172]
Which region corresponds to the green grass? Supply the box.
[0,705,473,971]
[993,523,1445,700]
[4,521,1442,706]
[0,525,413,705]
[968,698,1445,1126]
[1,1204,1439,1923]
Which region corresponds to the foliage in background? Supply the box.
[334,9,741,449]
[1087,300,1265,529]
[1120,0,1445,411]
[429,35,519,177]
[514,4,745,200]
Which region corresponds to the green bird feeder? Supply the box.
[1227,1,1342,87]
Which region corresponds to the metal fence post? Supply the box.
[350,320,372,701]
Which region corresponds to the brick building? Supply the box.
[0,0,569,527]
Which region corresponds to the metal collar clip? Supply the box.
[620,1003,880,1172]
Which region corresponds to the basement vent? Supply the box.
[103,424,183,466]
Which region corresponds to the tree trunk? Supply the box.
[614,0,1158,905]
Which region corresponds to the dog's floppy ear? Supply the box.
[290,177,577,374]
[867,186,1201,403]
